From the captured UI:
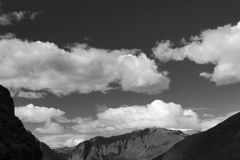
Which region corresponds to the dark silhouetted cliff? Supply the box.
[0,85,42,160]
[153,111,240,160]
[68,128,187,160]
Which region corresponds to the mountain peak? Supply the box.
[69,127,189,160]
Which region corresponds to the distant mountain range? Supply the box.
[40,127,197,160]
[68,128,189,160]
[40,142,72,160]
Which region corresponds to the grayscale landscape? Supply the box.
[0,0,240,160]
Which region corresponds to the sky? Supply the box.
[1,0,240,147]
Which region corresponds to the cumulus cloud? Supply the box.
[71,101,239,135]
[23,102,238,145]
[65,138,85,147]
[72,100,202,135]
[153,21,240,86]
[0,38,169,96]
[118,54,170,94]
[15,104,65,122]
[153,40,184,62]
[15,104,65,134]
[36,121,64,134]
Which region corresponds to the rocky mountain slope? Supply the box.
[0,85,42,160]
[40,142,72,160]
[153,111,240,160]
[68,128,188,160]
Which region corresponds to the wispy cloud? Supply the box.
[95,104,108,112]
[202,113,214,118]
[186,108,214,111]
[0,11,40,26]
[13,91,46,99]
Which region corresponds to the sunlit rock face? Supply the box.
[153,112,240,160]
[0,85,42,160]
[68,128,187,160]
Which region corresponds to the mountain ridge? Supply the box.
[68,127,191,160]
[153,111,240,160]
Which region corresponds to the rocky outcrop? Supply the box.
[153,111,240,160]
[0,85,42,160]
[68,128,187,160]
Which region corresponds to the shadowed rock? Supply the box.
[153,111,240,160]
[0,85,42,160]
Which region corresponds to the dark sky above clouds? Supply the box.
[1,0,240,146]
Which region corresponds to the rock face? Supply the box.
[153,111,240,160]
[40,142,71,160]
[0,85,42,160]
[68,128,187,160]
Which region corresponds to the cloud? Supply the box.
[96,104,108,112]
[30,12,42,20]
[153,40,184,62]
[0,39,169,96]
[35,121,64,134]
[200,72,212,79]
[153,21,240,86]
[203,113,214,118]
[0,11,38,26]
[21,102,238,145]
[186,107,214,111]
[72,100,202,135]
[16,91,45,99]
[71,101,239,135]
[65,138,85,147]
[0,33,16,39]
[15,104,66,134]
[15,104,65,122]
[0,14,12,26]
[39,134,87,147]
[118,54,170,94]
